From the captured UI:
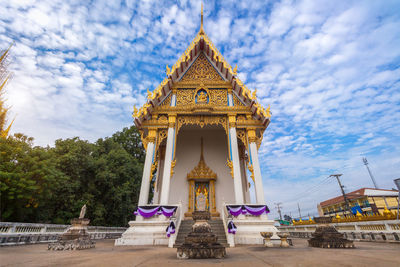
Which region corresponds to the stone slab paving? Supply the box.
[0,239,399,267]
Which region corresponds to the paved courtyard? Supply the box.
[1,239,399,267]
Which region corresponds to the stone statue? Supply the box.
[79,204,87,219]
[197,91,207,103]
[196,193,207,211]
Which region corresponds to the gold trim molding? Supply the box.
[176,115,228,135]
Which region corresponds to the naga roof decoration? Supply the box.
[132,5,271,127]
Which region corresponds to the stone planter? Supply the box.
[260,232,274,247]
[277,232,290,248]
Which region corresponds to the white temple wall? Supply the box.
[168,127,235,215]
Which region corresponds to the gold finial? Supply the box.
[199,2,205,35]
[146,88,153,100]
[252,88,257,100]
[233,64,238,75]
[1,117,14,138]
[132,105,138,118]
[166,64,171,75]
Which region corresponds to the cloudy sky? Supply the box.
[1,0,400,219]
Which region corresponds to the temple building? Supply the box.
[116,6,277,247]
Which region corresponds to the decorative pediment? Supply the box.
[133,5,271,130]
[187,138,217,180]
[180,53,224,83]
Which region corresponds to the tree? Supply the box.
[111,126,145,163]
[0,126,145,226]
[0,44,13,138]
[0,134,62,222]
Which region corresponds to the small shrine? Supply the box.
[48,205,95,250]
[116,5,278,248]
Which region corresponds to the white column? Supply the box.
[159,125,175,204]
[171,94,177,106]
[248,130,265,204]
[227,93,233,106]
[159,92,177,205]
[138,132,156,205]
[229,116,244,204]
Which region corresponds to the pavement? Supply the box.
[0,239,399,267]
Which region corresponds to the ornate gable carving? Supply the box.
[180,53,224,82]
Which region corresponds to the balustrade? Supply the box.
[0,222,126,246]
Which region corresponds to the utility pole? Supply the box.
[275,202,282,220]
[363,157,389,207]
[330,174,351,215]
[297,203,302,219]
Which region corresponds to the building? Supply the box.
[318,188,399,217]
[115,6,277,247]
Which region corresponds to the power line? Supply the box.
[286,176,334,202]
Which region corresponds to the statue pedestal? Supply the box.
[48,218,95,250]
[176,211,226,259]
[308,217,354,248]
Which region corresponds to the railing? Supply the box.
[278,220,400,242]
[0,222,127,246]
[293,209,398,226]
[221,202,235,247]
[168,203,182,247]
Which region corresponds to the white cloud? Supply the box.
[1,0,399,218]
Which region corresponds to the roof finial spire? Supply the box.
[199,2,205,35]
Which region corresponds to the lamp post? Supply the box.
[394,178,400,221]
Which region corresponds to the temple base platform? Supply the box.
[227,215,279,247]
[115,217,171,246]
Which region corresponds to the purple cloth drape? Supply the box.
[227,205,270,217]
[227,206,243,217]
[161,206,177,217]
[166,221,176,237]
[243,205,267,216]
[227,220,237,234]
[134,205,178,218]
[135,206,160,218]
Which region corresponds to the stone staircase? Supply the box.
[173,219,228,247]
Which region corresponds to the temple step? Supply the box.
[173,219,228,248]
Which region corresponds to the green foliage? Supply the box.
[0,126,145,226]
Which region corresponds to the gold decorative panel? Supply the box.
[180,53,224,82]
[236,129,248,150]
[160,93,172,106]
[233,94,245,106]
[209,89,227,106]
[176,88,227,106]
[176,115,228,135]
[176,89,195,106]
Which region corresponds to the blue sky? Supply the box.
[1,0,400,219]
